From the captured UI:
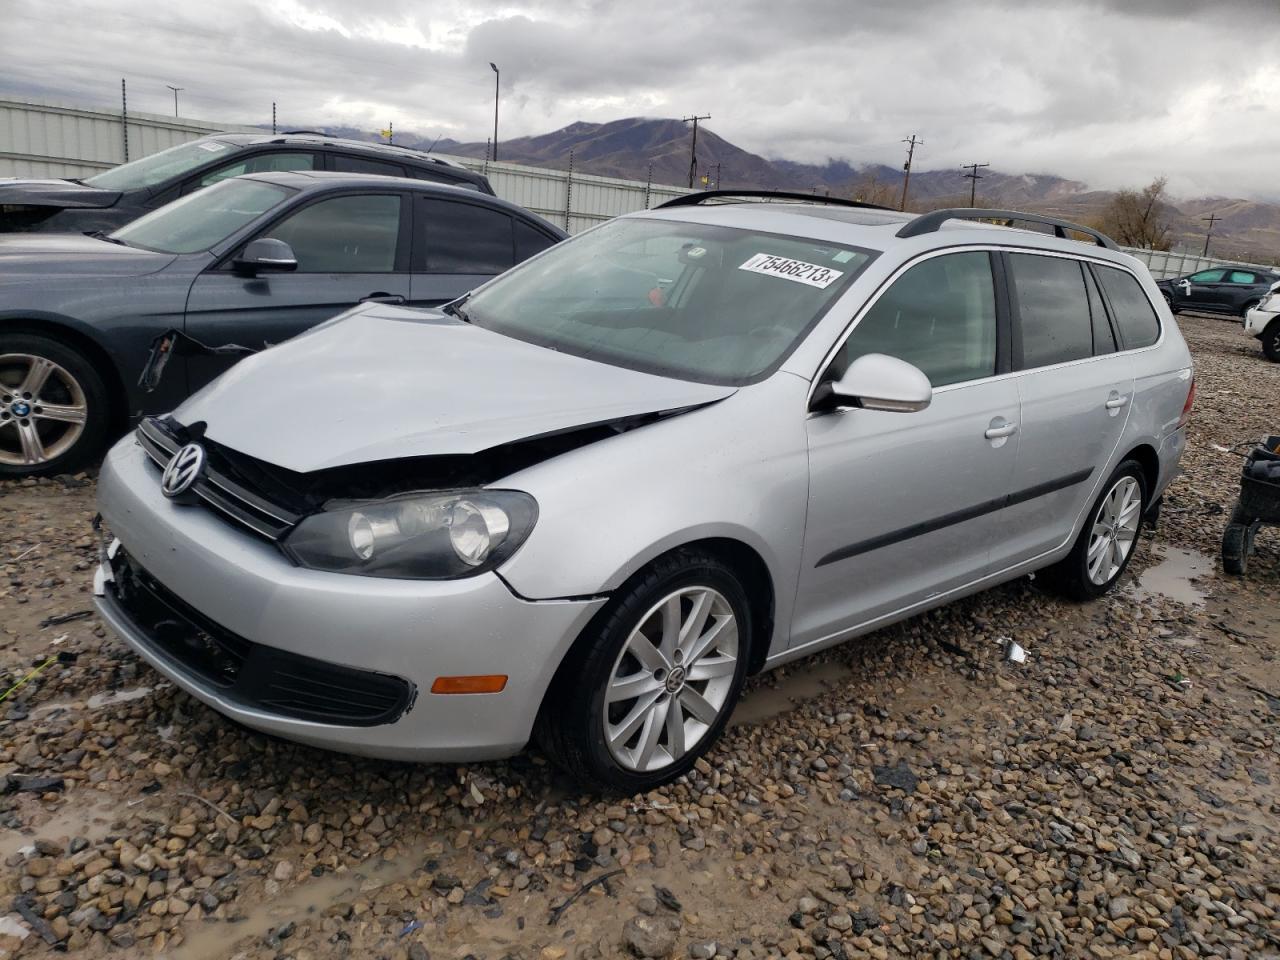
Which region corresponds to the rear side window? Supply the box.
[1228,271,1257,284]
[264,194,402,273]
[836,251,996,387]
[422,199,514,274]
[515,220,559,262]
[1095,266,1161,349]
[331,155,407,177]
[1009,253,1092,368]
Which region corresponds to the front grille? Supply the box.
[136,418,302,542]
[108,548,415,727]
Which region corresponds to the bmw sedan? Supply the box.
[94,196,1194,792]
[0,172,564,476]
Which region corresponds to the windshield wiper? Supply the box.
[441,293,473,323]
[86,230,127,247]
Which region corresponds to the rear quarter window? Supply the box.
[1094,266,1161,349]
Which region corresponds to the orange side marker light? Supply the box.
[431,675,508,694]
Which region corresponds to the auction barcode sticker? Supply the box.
[738,253,843,289]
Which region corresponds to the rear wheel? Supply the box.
[1222,503,1258,576]
[0,333,109,477]
[1044,461,1147,600]
[537,548,750,792]
[1261,319,1280,362]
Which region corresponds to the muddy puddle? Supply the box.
[168,847,435,960]
[0,792,124,861]
[1130,546,1213,608]
[731,658,854,726]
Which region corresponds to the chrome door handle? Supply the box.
[1105,395,1129,409]
[360,293,406,305]
[985,422,1018,439]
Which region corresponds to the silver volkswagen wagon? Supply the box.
[94,194,1194,791]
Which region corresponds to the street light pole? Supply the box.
[166,84,183,118]
[489,62,500,162]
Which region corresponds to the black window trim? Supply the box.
[1081,261,1120,355]
[207,187,413,275]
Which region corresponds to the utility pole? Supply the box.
[714,161,722,190]
[962,161,989,207]
[165,84,183,118]
[120,78,128,162]
[683,114,710,189]
[272,102,276,135]
[899,134,923,211]
[1201,213,1220,257]
[489,62,500,161]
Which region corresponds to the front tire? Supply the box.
[1261,319,1280,362]
[537,548,751,792]
[1222,503,1258,576]
[1044,461,1148,600]
[0,333,110,477]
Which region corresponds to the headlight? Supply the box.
[284,489,537,579]
[1257,294,1273,311]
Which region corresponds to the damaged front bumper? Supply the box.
[93,437,607,762]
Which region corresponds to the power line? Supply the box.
[900,134,923,211]
[962,161,990,207]
[1201,213,1221,257]
[683,114,710,189]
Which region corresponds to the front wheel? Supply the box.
[0,333,110,477]
[1261,319,1280,362]
[1043,461,1148,600]
[1222,503,1259,576]
[537,548,751,792]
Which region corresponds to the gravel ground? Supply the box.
[1,312,1278,960]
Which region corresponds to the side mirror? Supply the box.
[825,353,932,413]
[233,238,298,276]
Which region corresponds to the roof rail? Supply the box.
[655,190,894,212]
[280,129,332,137]
[896,208,1118,249]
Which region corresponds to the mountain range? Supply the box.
[343,117,1279,263]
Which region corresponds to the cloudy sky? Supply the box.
[7,0,1280,200]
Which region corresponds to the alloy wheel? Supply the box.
[0,353,89,467]
[1086,475,1142,585]
[603,586,739,773]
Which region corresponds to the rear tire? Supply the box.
[1261,319,1280,362]
[0,333,110,478]
[537,548,751,793]
[1043,460,1148,601]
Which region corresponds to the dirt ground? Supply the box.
[1,312,1278,960]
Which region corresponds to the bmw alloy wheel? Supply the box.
[603,586,739,773]
[1086,475,1142,585]
[0,353,89,467]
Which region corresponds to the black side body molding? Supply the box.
[815,468,1094,568]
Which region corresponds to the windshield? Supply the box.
[465,218,875,384]
[111,178,292,254]
[85,139,242,191]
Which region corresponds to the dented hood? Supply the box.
[177,305,736,472]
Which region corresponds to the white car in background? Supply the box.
[1244,280,1280,361]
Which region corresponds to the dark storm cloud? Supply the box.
[4,0,1279,199]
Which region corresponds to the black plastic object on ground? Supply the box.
[1222,435,1280,576]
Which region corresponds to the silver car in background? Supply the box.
[94,194,1195,791]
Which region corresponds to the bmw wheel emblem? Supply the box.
[161,443,205,498]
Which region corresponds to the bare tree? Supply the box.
[1096,177,1174,250]
[850,173,899,208]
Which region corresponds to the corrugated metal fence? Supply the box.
[2,96,1274,269]
[0,95,691,230]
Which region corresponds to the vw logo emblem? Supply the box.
[161,443,205,498]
